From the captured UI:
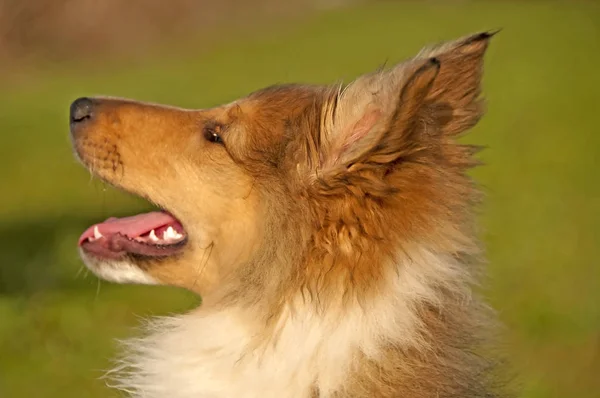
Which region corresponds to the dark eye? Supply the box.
[203,127,224,145]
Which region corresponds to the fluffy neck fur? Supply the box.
[108,240,499,398]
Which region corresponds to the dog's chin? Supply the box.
[79,249,159,285]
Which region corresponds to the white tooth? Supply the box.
[93,226,103,239]
[149,229,159,242]
[165,226,183,240]
[166,226,176,239]
[158,226,183,242]
[88,236,97,242]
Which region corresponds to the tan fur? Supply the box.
[71,31,506,397]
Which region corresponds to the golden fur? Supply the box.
[71,31,506,397]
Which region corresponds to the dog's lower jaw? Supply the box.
[104,245,494,398]
[80,249,159,285]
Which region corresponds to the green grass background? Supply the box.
[1,1,599,397]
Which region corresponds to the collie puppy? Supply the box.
[70,31,504,398]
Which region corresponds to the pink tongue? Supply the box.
[78,211,180,245]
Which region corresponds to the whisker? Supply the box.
[192,242,214,290]
[75,265,86,279]
[95,278,102,301]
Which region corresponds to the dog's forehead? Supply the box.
[198,85,320,130]
[208,84,322,138]
[242,84,327,118]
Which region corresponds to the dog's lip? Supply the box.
[80,232,188,260]
[79,211,189,260]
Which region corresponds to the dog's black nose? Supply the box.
[70,97,94,124]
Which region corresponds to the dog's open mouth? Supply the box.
[79,211,188,260]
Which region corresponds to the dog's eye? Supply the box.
[203,127,224,145]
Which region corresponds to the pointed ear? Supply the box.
[417,30,497,137]
[319,31,495,171]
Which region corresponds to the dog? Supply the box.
[70,31,504,398]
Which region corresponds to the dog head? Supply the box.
[70,32,493,301]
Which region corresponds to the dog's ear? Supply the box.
[319,31,495,172]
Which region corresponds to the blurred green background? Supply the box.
[1,1,598,397]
